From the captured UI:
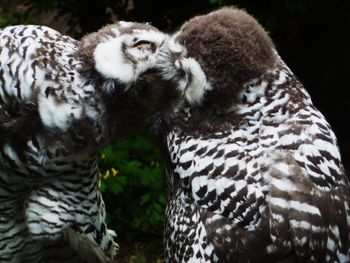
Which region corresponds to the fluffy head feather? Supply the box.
[76,22,171,141]
[157,7,277,110]
[79,22,166,92]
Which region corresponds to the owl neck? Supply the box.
[159,60,310,135]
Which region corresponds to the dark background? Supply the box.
[1,0,349,261]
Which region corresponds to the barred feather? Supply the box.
[152,7,350,263]
[0,23,166,262]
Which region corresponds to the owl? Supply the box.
[0,22,166,262]
[144,7,350,262]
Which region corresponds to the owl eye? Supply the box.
[132,40,156,51]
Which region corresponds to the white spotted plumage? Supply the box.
[161,59,350,262]
[0,23,166,262]
[149,7,350,263]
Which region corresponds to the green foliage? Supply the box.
[208,0,224,5]
[99,133,166,241]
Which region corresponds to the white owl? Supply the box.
[0,22,166,262]
[138,7,350,262]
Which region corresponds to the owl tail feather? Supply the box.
[63,227,118,263]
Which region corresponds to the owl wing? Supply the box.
[266,150,350,262]
[0,25,117,262]
[264,106,350,261]
[0,25,86,142]
[167,104,350,261]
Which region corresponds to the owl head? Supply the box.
[77,22,174,139]
[151,7,277,112]
[79,21,167,92]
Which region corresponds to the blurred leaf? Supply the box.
[99,133,166,239]
[209,0,223,4]
[140,193,151,206]
[100,180,107,192]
